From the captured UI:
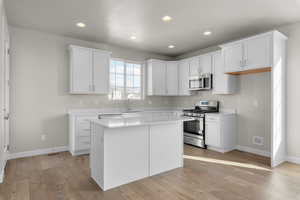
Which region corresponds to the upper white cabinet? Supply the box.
[189,56,200,77]
[69,45,111,94]
[212,51,237,94]
[189,54,212,77]
[166,61,179,95]
[93,49,110,93]
[243,35,271,70]
[70,46,92,93]
[222,43,244,73]
[221,33,272,73]
[178,59,191,96]
[147,60,179,96]
[199,54,212,74]
[147,59,166,96]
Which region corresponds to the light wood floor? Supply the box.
[1,145,300,200]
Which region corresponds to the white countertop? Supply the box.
[90,115,194,128]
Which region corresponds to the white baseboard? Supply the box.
[8,146,69,160]
[207,146,235,153]
[286,156,300,165]
[236,145,271,157]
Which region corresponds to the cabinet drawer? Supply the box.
[77,136,91,150]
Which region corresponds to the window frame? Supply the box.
[109,58,145,101]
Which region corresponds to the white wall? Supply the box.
[9,26,173,153]
[278,23,300,158]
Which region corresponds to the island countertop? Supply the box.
[90,115,194,128]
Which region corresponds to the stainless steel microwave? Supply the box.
[189,73,212,90]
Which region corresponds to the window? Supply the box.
[109,59,144,100]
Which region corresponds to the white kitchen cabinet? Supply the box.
[243,35,271,70]
[189,54,212,76]
[92,49,110,93]
[178,59,191,96]
[69,45,111,94]
[222,43,244,73]
[147,59,166,95]
[205,113,237,153]
[147,60,179,96]
[199,53,212,74]
[69,113,98,155]
[166,61,179,95]
[221,33,272,73]
[189,56,200,77]
[149,123,183,176]
[212,51,237,94]
[206,120,221,147]
[70,46,92,93]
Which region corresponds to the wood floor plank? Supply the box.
[1,145,300,200]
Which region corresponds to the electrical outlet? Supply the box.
[41,134,46,141]
[253,136,264,146]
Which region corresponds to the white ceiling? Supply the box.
[4,0,300,56]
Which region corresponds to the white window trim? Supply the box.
[109,58,145,101]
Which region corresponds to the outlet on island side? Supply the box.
[41,134,46,141]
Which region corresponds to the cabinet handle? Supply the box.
[93,84,95,91]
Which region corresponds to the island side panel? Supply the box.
[90,123,105,190]
[149,122,183,176]
[103,126,149,191]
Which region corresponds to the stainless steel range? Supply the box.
[183,100,219,148]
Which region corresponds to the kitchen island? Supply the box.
[90,113,192,191]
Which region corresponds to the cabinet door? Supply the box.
[205,120,221,147]
[71,47,93,93]
[189,56,200,76]
[212,52,236,94]
[149,123,183,176]
[244,35,271,70]
[152,60,166,95]
[178,60,191,96]
[166,62,178,95]
[93,50,110,94]
[199,54,212,74]
[223,43,243,73]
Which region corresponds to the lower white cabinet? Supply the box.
[149,123,183,176]
[69,114,97,155]
[90,121,184,191]
[205,113,237,153]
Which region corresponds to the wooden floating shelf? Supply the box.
[226,67,272,75]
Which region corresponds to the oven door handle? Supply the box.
[199,118,204,132]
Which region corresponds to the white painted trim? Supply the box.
[286,156,300,165]
[0,159,7,183]
[236,145,271,157]
[8,146,68,160]
[207,146,235,153]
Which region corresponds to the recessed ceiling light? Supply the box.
[130,35,137,40]
[76,22,86,28]
[203,30,212,36]
[162,15,172,22]
[168,45,175,49]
